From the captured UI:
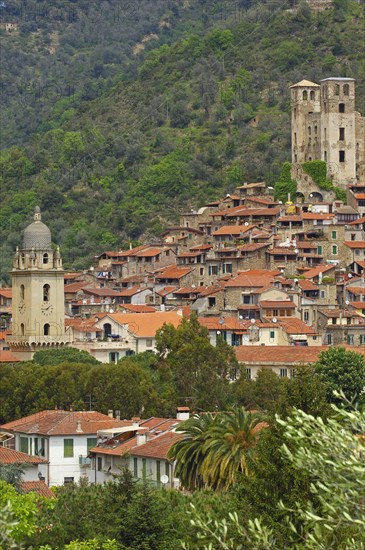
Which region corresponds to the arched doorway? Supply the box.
[308,191,323,203]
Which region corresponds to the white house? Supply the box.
[0,410,134,486]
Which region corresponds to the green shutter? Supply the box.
[87,438,97,452]
[133,457,138,477]
[64,438,74,458]
[156,460,161,483]
[142,458,146,480]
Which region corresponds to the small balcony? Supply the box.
[79,455,92,467]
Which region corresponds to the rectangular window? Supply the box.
[332,245,338,255]
[200,268,204,276]
[331,231,337,239]
[304,311,309,322]
[324,151,327,162]
[156,460,161,483]
[246,368,252,380]
[64,477,74,484]
[208,297,216,308]
[64,439,74,458]
[270,330,275,339]
[339,150,345,163]
[243,295,251,304]
[347,334,354,345]
[320,290,326,298]
[146,339,153,348]
[360,335,365,345]
[317,245,323,255]
[208,265,218,276]
[133,457,138,477]
[290,369,295,380]
[87,438,97,453]
[97,457,102,471]
[142,458,146,480]
[327,333,333,345]
[339,127,345,141]
[20,437,28,454]
[280,368,288,378]
[332,317,337,325]
[224,263,233,274]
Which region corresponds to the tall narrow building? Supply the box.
[8,207,71,360]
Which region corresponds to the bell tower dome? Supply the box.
[8,207,71,360]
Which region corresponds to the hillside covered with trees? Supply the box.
[0,0,364,281]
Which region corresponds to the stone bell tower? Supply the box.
[8,207,71,360]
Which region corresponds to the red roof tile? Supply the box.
[0,288,12,299]
[235,345,365,364]
[120,304,156,313]
[0,447,48,464]
[130,431,183,460]
[212,224,256,236]
[260,300,296,309]
[155,266,191,279]
[0,350,21,362]
[1,411,133,436]
[344,241,365,249]
[302,265,335,279]
[20,481,54,498]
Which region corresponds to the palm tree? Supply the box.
[201,407,265,490]
[167,413,215,490]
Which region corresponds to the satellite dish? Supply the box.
[161,474,169,485]
[244,222,249,226]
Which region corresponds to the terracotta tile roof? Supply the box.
[226,207,280,218]
[173,287,201,295]
[212,224,256,236]
[299,279,319,291]
[348,216,365,225]
[318,309,361,318]
[302,213,335,220]
[20,481,54,498]
[0,447,48,464]
[350,301,365,309]
[1,411,133,436]
[116,286,146,297]
[119,275,146,284]
[278,215,303,222]
[64,282,90,293]
[303,265,335,279]
[177,252,202,258]
[296,242,318,249]
[134,248,164,257]
[213,205,250,217]
[0,350,21,362]
[155,266,191,279]
[130,431,183,460]
[83,288,123,297]
[344,241,365,249]
[346,287,365,295]
[267,248,298,255]
[65,319,101,332]
[353,261,365,269]
[120,304,156,313]
[235,345,365,364]
[238,243,270,252]
[189,244,213,251]
[198,285,224,297]
[64,272,83,280]
[155,286,177,297]
[225,269,281,288]
[105,311,183,337]
[0,288,12,299]
[278,318,317,335]
[260,300,296,309]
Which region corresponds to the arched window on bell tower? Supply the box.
[20,284,25,300]
[43,284,50,302]
[43,253,49,264]
[20,323,25,336]
[44,323,50,336]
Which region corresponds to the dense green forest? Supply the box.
[0,0,364,282]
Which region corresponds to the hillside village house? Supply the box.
[0,410,135,486]
[85,410,189,488]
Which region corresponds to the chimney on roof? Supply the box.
[136,430,149,446]
[115,410,121,421]
[76,420,83,433]
[108,410,113,418]
[176,407,190,421]
[131,416,140,427]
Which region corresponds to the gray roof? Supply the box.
[320,77,355,82]
[23,207,52,250]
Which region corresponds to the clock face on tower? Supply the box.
[18,301,26,313]
[41,303,54,316]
